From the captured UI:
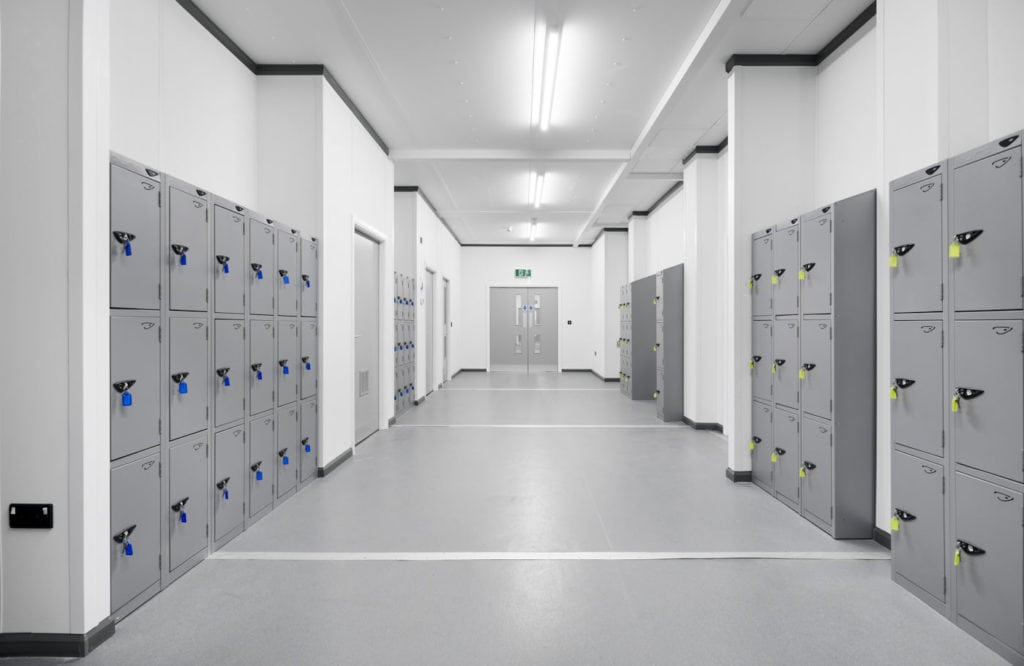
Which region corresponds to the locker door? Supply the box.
[213,206,244,314]
[277,230,299,316]
[800,319,832,420]
[773,225,800,315]
[110,452,160,613]
[248,220,275,315]
[110,316,160,460]
[954,472,1024,654]
[213,426,244,541]
[301,238,318,316]
[168,187,209,312]
[110,164,160,310]
[751,401,773,493]
[751,320,773,402]
[300,400,318,483]
[773,319,799,409]
[248,416,275,516]
[892,451,945,602]
[751,233,773,316]
[214,320,245,426]
[277,405,299,498]
[773,407,800,506]
[952,320,1023,483]
[800,416,832,526]
[169,317,208,440]
[951,145,1023,312]
[892,321,944,457]
[800,215,832,315]
[301,321,318,399]
[891,174,944,313]
[168,438,208,571]
[277,320,299,406]
[249,320,275,415]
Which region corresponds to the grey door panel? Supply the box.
[800,215,832,314]
[214,320,244,426]
[301,320,318,399]
[800,319,831,420]
[892,451,945,602]
[529,288,559,371]
[213,426,245,541]
[300,400,317,483]
[952,320,1023,483]
[110,316,160,461]
[168,437,208,571]
[110,452,160,612]
[773,224,800,315]
[751,401,773,493]
[276,405,299,497]
[951,146,1023,312]
[751,320,773,402]
[168,187,208,312]
[490,288,528,371]
[248,416,275,516]
[891,174,944,313]
[110,164,160,310]
[773,407,800,505]
[277,320,299,406]
[277,230,299,316]
[751,233,772,316]
[169,317,208,440]
[213,206,244,314]
[773,319,799,409]
[800,416,832,526]
[954,472,1024,654]
[249,320,275,415]
[301,238,318,316]
[892,321,944,458]
[248,220,275,316]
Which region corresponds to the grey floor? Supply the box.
[17,372,1005,664]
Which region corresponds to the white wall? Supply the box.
[415,196,462,393]
[587,230,628,380]
[460,247,594,370]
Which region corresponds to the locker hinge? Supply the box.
[206,524,209,538]
[942,430,945,449]
[941,330,944,349]
[158,325,162,343]
[830,506,833,519]
[205,288,209,304]
[939,182,943,201]
[205,406,209,421]
[206,444,209,458]
[158,418,162,435]
[243,399,246,411]
[942,477,946,494]
[158,284,162,301]
[158,554,162,570]
[943,577,947,595]
[206,327,209,340]
[243,294,246,308]
[158,191,162,207]
[243,327,246,339]
[940,283,944,302]
[158,461,162,477]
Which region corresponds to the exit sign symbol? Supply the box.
[514,269,532,278]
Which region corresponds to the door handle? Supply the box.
[894,378,916,389]
[216,255,230,273]
[955,387,984,400]
[893,243,915,256]
[893,508,916,521]
[956,539,985,556]
[801,262,816,273]
[112,231,136,256]
[954,230,983,245]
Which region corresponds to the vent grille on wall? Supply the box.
[358,370,370,396]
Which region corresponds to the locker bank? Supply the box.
[0,1,1022,663]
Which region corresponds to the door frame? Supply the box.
[424,267,437,395]
[352,218,389,441]
[485,284,562,372]
[442,276,451,382]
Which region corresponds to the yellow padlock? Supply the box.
[889,386,898,400]
[890,516,900,532]
[951,395,960,413]
[798,269,806,281]
[771,274,779,286]
[949,242,961,258]
[889,253,898,268]
[770,451,778,463]
[798,367,807,380]
[954,549,961,567]
[799,466,806,478]
[771,363,777,375]
[749,440,755,451]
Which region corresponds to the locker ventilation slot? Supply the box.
[358,370,370,396]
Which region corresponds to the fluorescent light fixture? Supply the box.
[533,173,545,208]
[531,23,562,130]
[528,171,538,205]
[530,23,546,127]
[529,221,537,242]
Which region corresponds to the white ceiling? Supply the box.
[194,0,874,245]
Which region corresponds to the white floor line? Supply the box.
[441,388,620,392]
[392,424,686,429]
[212,550,891,562]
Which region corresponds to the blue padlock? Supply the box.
[122,391,132,407]
[283,456,289,465]
[257,269,263,280]
[180,510,187,524]
[305,279,311,288]
[306,361,311,371]
[283,365,289,375]
[124,541,133,557]
[305,443,311,453]
[223,262,229,274]
[283,275,290,285]
[179,381,188,395]
[180,253,187,266]
[124,241,133,257]
[223,375,231,387]
[223,488,229,500]
[257,370,263,381]
[256,469,263,481]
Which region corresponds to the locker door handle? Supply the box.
[802,461,817,471]
[302,274,311,288]
[774,448,786,456]
[955,387,984,400]
[171,244,189,266]
[751,355,762,363]
[774,359,786,366]
[216,255,230,274]
[893,508,916,521]
[112,379,136,393]
[112,525,136,543]
[894,378,916,389]
[801,363,816,372]
[751,274,762,282]
[251,363,264,381]
[751,436,762,444]
[112,231,136,256]
[954,230,983,245]
[279,269,291,285]
[171,497,189,523]
[801,263,816,273]
[774,269,786,277]
[302,356,311,370]
[956,539,985,556]
[216,477,230,490]
[279,448,290,465]
[302,437,311,453]
[893,244,915,257]
[279,360,290,375]
[171,372,190,395]
[216,367,231,386]
[251,461,262,472]
[251,263,264,280]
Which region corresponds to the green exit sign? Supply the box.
[514,268,532,278]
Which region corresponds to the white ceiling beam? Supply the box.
[389,149,632,162]
[437,209,594,216]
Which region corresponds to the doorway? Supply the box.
[442,277,450,382]
[488,287,558,372]
[354,231,380,444]
[425,268,436,395]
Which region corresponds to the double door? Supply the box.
[489,287,558,372]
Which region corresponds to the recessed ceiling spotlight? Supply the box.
[458,81,465,86]
[600,99,607,104]
[464,98,470,103]
[444,35,453,40]
[531,22,563,131]
[450,59,460,65]
[613,61,622,67]
[620,35,631,41]
[506,226,513,232]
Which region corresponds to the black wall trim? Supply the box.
[872,527,892,550]
[583,369,621,383]
[454,368,487,375]
[175,0,389,156]
[682,416,724,433]
[630,179,686,221]
[462,244,583,248]
[394,186,462,245]
[816,3,877,64]
[0,616,114,658]
[318,448,353,477]
[726,468,752,483]
[682,137,729,165]
[561,368,592,372]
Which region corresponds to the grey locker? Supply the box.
[169,317,208,441]
[799,214,832,314]
[301,320,318,399]
[954,472,1024,654]
[248,416,275,517]
[301,237,318,316]
[110,316,160,461]
[773,407,800,506]
[773,318,799,409]
[950,141,1023,313]
[213,205,245,314]
[277,320,299,406]
[213,426,245,541]
[248,219,275,316]
[773,222,800,315]
[952,319,1023,483]
[800,416,832,526]
[110,163,160,310]
[751,401,773,493]
[751,320,773,402]
[110,452,160,614]
[249,320,275,415]
[890,169,944,313]
[891,321,944,458]
[168,186,209,312]
[168,437,208,571]
[751,231,773,317]
[277,405,299,498]
[214,319,245,426]
[300,400,317,483]
[892,451,946,603]
[277,230,299,316]
[800,318,831,420]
